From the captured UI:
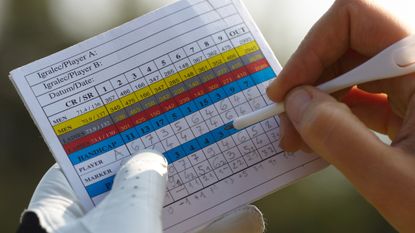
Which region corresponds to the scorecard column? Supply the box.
[195,34,236,181]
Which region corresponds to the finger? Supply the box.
[392,94,415,154]
[285,86,415,232]
[267,0,410,102]
[342,87,403,139]
[277,50,368,152]
[27,164,84,233]
[79,150,168,233]
[279,113,303,152]
[358,73,415,117]
[284,86,399,189]
[198,205,265,233]
[315,49,368,86]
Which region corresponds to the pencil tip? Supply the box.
[224,123,234,130]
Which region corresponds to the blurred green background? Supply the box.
[1,0,413,232]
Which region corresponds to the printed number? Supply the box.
[134,81,145,90]
[105,95,115,103]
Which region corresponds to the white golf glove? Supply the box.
[18,150,265,233]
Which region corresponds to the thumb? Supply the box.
[284,86,392,184]
[285,87,415,232]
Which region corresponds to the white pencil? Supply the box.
[227,34,415,130]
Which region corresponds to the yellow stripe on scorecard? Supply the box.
[135,86,153,101]
[179,67,197,80]
[236,41,259,57]
[53,106,108,135]
[222,49,239,62]
[56,41,262,136]
[149,80,168,94]
[120,93,139,107]
[165,73,182,88]
[207,54,224,68]
[106,100,124,114]
[193,60,211,74]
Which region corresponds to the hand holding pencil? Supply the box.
[263,0,415,232]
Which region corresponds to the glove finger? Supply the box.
[27,164,85,233]
[198,205,265,233]
[78,150,168,233]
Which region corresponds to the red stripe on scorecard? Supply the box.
[245,58,269,74]
[218,72,234,85]
[146,105,163,118]
[175,92,192,105]
[116,118,133,132]
[232,66,249,80]
[160,98,177,112]
[63,125,118,154]
[130,111,147,125]
[203,78,222,92]
[190,85,206,98]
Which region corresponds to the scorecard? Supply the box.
[10,0,327,232]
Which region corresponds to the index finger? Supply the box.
[266,0,411,102]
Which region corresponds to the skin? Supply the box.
[266,0,415,232]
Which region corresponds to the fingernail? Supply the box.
[286,88,311,125]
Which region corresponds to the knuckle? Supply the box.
[334,0,367,8]
[333,0,372,15]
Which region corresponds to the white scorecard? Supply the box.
[10,0,327,232]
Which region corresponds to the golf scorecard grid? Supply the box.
[10,0,327,232]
